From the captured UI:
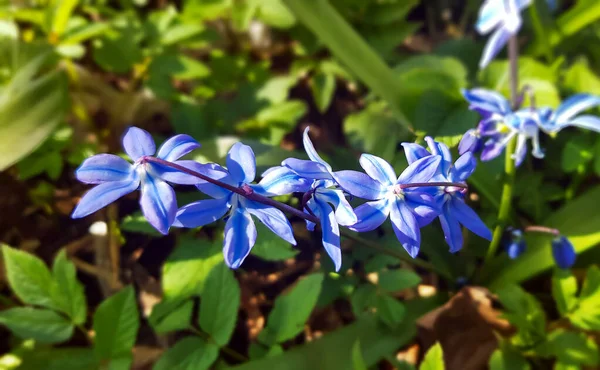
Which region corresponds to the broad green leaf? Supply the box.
[484,186,600,288]
[489,345,530,370]
[552,269,578,316]
[569,265,600,330]
[149,53,210,81]
[148,298,194,334]
[248,343,284,360]
[362,0,419,26]
[61,22,109,44]
[162,238,223,299]
[378,270,421,293]
[46,0,79,37]
[350,284,378,317]
[0,307,73,344]
[376,295,406,328]
[537,329,599,366]
[18,348,97,370]
[563,60,600,95]
[561,137,593,173]
[495,285,546,346]
[121,212,161,236]
[92,17,143,73]
[161,23,205,45]
[256,100,307,124]
[153,337,219,370]
[352,340,367,370]
[50,250,87,325]
[93,286,139,361]
[256,75,299,105]
[251,223,299,261]
[420,342,444,370]
[199,264,241,347]
[258,273,324,346]
[1,245,55,308]
[311,71,336,113]
[0,54,69,170]
[256,0,296,28]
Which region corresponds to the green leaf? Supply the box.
[93,286,139,362]
[1,245,55,308]
[61,22,110,44]
[92,17,143,73]
[554,362,582,370]
[538,329,599,366]
[50,250,87,325]
[19,348,98,370]
[378,270,421,293]
[256,0,296,28]
[148,298,194,334]
[351,340,367,370]
[0,307,73,344]
[311,71,336,113]
[420,342,444,370]
[161,23,205,46]
[563,60,600,95]
[256,100,307,124]
[376,295,406,329]
[256,75,299,105]
[362,0,419,26]
[199,264,241,346]
[561,138,593,173]
[258,273,324,346]
[153,337,219,370]
[47,0,79,37]
[495,285,546,346]
[0,53,68,170]
[552,269,578,317]
[162,238,223,300]
[248,343,284,360]
[489,345,530,370]
[569,265,600,331]
[121,212,161,236]
[250,223,299,261]
[351,284,378,316]
[594,140,600,176]
[484,186,600,288]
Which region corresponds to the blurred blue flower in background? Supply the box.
[506,228,526,259]
[72,126,201,234]
[538,94,600,135]
[476,0,531,68]
[552,235,576,269]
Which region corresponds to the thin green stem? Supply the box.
[483,36,519,266]
[340,229,452,280]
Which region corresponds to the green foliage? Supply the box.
[50,250,87,325]
[0,307,73,344]
[419,342,444,370]
[568,265,600,330]
[153,337,219,370]
[495,285,546,347]
[489,344,530,370]
[552,269,578,316]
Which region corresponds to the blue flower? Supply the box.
[506,228,526,259]
[461,88,544,167]
[348,153,441,258]
[174,143,303,269]
[281,128,357,270]
[476,0,531,68]
[552,236,576,269]
[537,94,600,135]
[402,137,492,252]
[72,127,202,234]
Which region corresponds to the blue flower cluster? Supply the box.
[72,127,492,271]
[459,89,600,166]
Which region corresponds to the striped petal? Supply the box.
[254,166,312,196]
[359,154,396,186]
[282,158,332,180]
[349,198,390,232]
[332,170,384,200]
[223,207,256,269]
[397,155,441,185]
[157,134,200,162]
[244,200,296,245]
[122,126,156,161]
[450,197,492,241]
[389,200,421,258]
[316,188,357,226]
[439,203,464,253]
[76,154,133,184]
[227,142,256,184]
[140,176,177,235]
[71,179,139,219]
[303,127,332,170]
[479,26,512,69]
[554,94,600,124]
[173,197,230,228]
[314,199,342,272]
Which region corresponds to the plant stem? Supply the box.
[483,36,519,265]
[524,225,560,236]
[340,229,452,280]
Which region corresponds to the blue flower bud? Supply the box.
[552,236,576,269]
[505,229,526,259]
[458,129,481,155]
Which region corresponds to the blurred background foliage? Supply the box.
[0,0,600,369]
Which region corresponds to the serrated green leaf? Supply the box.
[0,307,73,344]
[378,270,421,293]
[199,264,241,346]
[376,295,406,328]
[420,342,444,370]
[50,250,87,325]
[311,71,336,113]
[149,298,194,334]
[489,346,530,370]
[258,273,324,346]
[93,286,139,361]
[552,269,578,316]
[153,337,219,370]
[1,245,56,308]
[569,265,600,330]
[162,238,223,300]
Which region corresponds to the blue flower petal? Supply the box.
[552,236,576,269]
[507,240,526,260]
[223,207,256,269]
[156,134,201,162]
[554,94,600,125]
[397,155,442,184]
[140,176,178,235]
[244,200,296,245]
[227,142,256,184]
[439,204,464,252]
[316,188,357,226]
[424,137,452,164]
[481,133,515,162]
[475,0,505,34]
[254,166,312,196]
[122,126,156,161]
[389,200,420,258]
[404,191,439,226]
[173,197,230,228]
[401,143,431,164]
[314,199,342,272]
[479,26,512,69]
[150,160,210,185]
[282,158,332,180]
[450,197,492,241]
[349,198,390,232]
[458,129,480,155]
[332,170,384,200]
[513,135,528,167]
[452,152,477,182]
[359,154,396,186]
[194,163,236,199]
[562,115,600,133]
[303,127,332,170]
[71,179,140,219]
[76,154,133,184]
